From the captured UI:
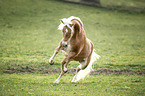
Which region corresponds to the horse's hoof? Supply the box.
[71,80,76,83]
[53,79,59,83]
[63,68,68,73]
[49,59,54,65]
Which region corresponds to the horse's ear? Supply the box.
[60,19,64,24]
[69,24,74,27]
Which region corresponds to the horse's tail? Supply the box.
[74,50,100,82]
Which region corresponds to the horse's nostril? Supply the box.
[62,43,67,47]
[65,44,67,47]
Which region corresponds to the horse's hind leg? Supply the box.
[72,51,93,83]
[71,66,81,83]
[71,59,87,82]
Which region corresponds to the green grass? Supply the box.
[0,0,145,95]
[1,74,145,96]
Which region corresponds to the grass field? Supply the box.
[0,0,145,95]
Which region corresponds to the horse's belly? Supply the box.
[73,40,93,61]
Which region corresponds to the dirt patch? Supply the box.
[3,65,145,75]
[3,65,61,74]
[91,68,145,75]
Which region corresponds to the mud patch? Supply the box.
[3,65,145,75]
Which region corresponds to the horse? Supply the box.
[49,16,100,83]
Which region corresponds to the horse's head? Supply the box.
[58,18,73,47]
[58,16,85,47]
[60,19,73,42]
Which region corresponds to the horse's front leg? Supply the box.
[61,58,70,73]
[54,60,70,83]
[49,41,62,65]
[49,50,58,65]
[54,52,76,83]
[61,52,76,72]
[54,71,65,83]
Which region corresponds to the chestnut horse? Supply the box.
[49,16,100,83]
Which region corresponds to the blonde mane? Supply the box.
[58,16,83,31]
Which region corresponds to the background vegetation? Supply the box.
[0,0,145,95]
[63,0,145,12]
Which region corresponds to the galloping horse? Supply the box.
[49,16,100,83]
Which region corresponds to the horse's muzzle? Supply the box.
[62,41,68,48]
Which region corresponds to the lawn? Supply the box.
[1,74,144,96]
[0,0,145,95]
